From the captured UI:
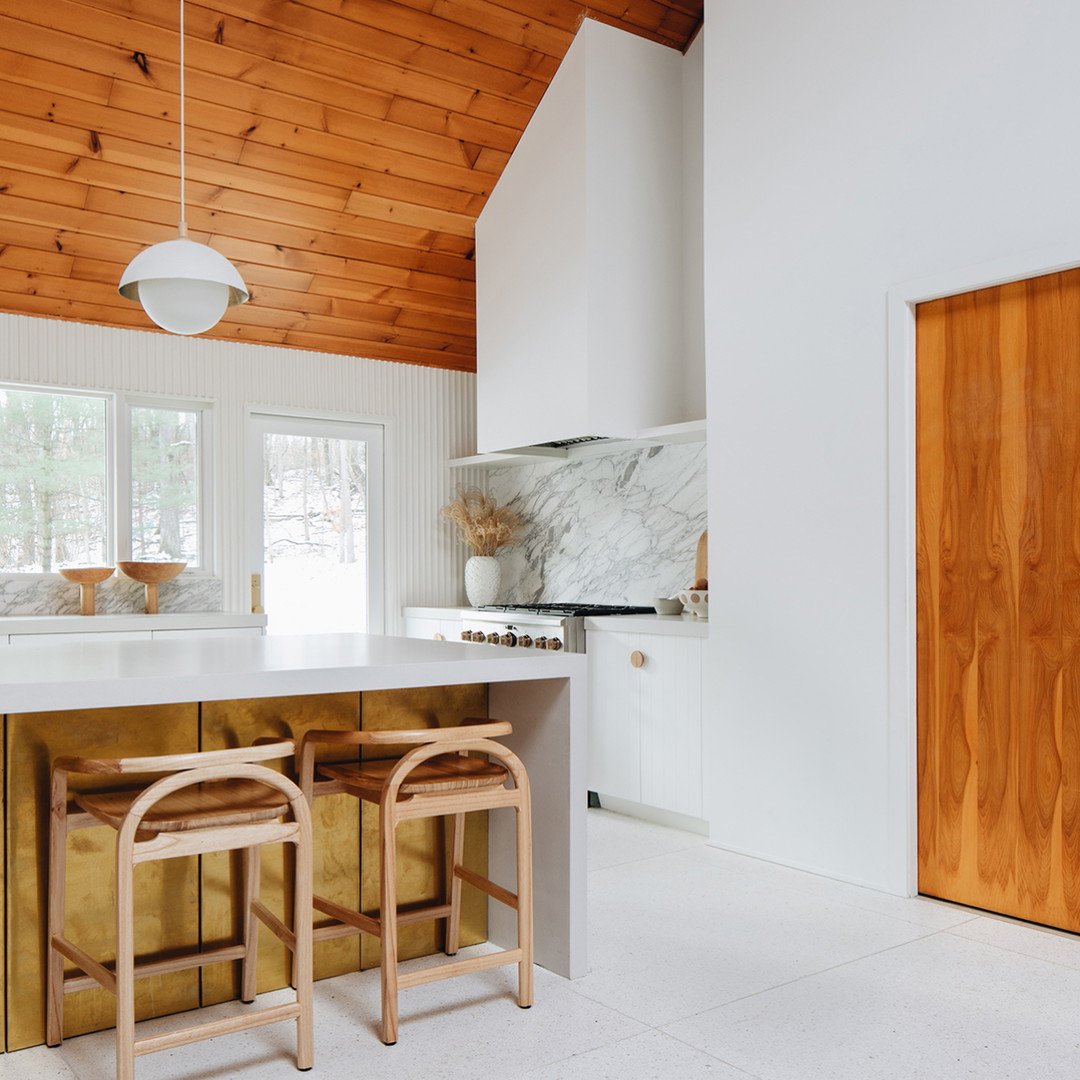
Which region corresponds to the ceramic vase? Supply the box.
[465,555,500,607]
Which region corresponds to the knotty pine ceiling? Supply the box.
[0,0,702,371]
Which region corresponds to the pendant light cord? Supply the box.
[178,0,187,235]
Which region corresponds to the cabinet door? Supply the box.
[638,636,703,818]
[587,631,641,801]
[402,616,461,642]
[7,630,153,645]
[151,627,264,639]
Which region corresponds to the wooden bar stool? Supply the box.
[47,740,314,1080]
[299,719,533,1045]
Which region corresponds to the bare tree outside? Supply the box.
[130,406,199,563]
[262,433,368,634]
[0,389,107,571]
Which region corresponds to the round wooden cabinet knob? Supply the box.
[630,650,645,668]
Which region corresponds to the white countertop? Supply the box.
[0,631,584,714]
[584,613,709,637]
[0,612,267,634]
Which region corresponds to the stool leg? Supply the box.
[445,812,466,956]
[292,832,314,1070]
[516,800,534,1008]
[115,846,137,1080]
[379,798,399,1045]
[241,845,261,1003]
[46,772,67,1047]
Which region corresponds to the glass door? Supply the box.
[247,412,384,636]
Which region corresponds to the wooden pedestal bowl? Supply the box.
[58,567,115,616]
[117,561,187,614]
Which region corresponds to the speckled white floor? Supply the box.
[8,809,1080,1079]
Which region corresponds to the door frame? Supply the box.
[245,407,387,635]
[886,244,1080,897]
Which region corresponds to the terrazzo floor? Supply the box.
[8,809,1080,1079]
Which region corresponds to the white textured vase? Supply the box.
[465,555,500,607]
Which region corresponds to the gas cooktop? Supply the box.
[475,603,655,617]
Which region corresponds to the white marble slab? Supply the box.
[485,443,707,606]
[0,573,223,616]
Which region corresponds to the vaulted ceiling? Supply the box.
[0,0,702,371]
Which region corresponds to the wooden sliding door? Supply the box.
[917,268,1080,930]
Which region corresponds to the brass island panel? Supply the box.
[360,684,489,969]
[5,704,199,1050]
[200,692,362,1003]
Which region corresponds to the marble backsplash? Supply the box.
[483,442,707,605]
[0,574,223,617]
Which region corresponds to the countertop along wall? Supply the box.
[703,0,1080,894]
[0,314,476,632]
[482,441,707,605]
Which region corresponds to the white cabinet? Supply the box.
[401,608,465,643]
[8,630,153,646]
[0,614,266,644]
[587,627,704,821]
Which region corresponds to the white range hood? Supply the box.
[474,19,704,456]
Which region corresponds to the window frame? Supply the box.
[0,381,214,576]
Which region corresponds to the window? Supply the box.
[129,405,201,563]
[0,385,209,573]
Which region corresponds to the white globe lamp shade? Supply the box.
[118,237,249,336]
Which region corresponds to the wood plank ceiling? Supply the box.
[0,0,702,371]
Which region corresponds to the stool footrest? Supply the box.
[313,894,455,940]
[454,865,518,910]
[133,1001,303,1058]
[397,947,523,990]
[57,938,250,995]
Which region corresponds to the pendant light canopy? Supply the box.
[118,0,248,335]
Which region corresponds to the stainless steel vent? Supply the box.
[533,436,609,449]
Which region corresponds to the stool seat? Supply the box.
[74,777,292,833]
[319,755,509,797]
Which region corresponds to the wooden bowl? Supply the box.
[58,567,115,615]
[117,561,187,614]
[58,567,115,585]
[117,561,187,584]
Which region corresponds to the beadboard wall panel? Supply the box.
[0,313,477,630]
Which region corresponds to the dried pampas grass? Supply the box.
[440,487,525,556]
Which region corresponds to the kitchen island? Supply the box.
[0,633,586,1051]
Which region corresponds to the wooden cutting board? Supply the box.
[695,530,707,585]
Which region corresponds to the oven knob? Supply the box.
[546,638,563,651]
[519,635,533,648]
[471,630,487,643]
[486,632,501,645]
[461,631,471,641]
[534,636,547,649]
[500,632,517,647]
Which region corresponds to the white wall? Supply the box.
[702,0,1080,891]
[0,313,476,630]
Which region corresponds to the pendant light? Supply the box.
[118,0,249,335]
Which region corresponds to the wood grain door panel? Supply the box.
[917,268,1080,930]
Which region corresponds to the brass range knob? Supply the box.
[460,631,471,641]
[519,635,533,648]
[471,630,487,643]
[546,637,563,651]
[486,632,501,645]
[500,632,518,647]
[534,636,548,649]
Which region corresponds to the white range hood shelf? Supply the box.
[450,418,705,468]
